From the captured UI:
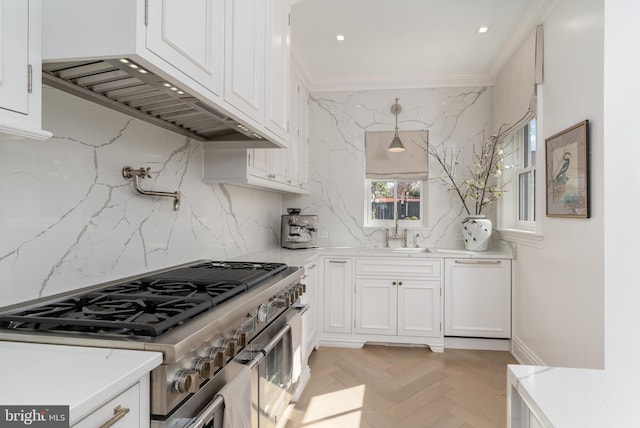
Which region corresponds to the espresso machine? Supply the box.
[281,208,319,249]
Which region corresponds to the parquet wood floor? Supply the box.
[283,345,517,428]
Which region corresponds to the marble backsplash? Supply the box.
[0,87,283,307]
[284,86,494,249]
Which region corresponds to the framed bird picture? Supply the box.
[545,120,590,218]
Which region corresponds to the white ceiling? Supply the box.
[290,0,552,91]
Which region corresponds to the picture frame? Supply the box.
[545,120,590,218]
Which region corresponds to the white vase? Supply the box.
[461,215,492,251]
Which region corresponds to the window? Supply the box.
[366,180,424,227]
[500,118,537,231]
[364,130,428,228]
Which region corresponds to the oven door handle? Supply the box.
[262,323,291,355]
[239,321,293,371]
[183,395,224,428]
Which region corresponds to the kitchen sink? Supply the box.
[429,248,476,255]
[369,247,431,253]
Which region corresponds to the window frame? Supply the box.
[499,117,538,233]
[364,179,426,228]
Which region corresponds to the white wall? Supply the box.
[0,87,283,307]
[510,0,605,368]
[603,0,640,369]
[284,87,495,249]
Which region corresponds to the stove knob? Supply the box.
[257,303,268,323]
[275,294,287,308]
[234,329,249,349]
[194,358,216,379]
[299,283,306,294]
[206,344,229,368]
[286,291,294,306]
[173,369,200,394]
[227,339,238,357]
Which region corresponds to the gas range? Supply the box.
[0,260,306,424]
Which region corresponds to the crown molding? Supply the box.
[308,72,496,92]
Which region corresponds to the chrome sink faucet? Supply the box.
[384,216,407,247]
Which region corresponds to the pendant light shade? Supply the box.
[388,135,405,152]
[388,98,405,152]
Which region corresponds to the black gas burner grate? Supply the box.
[0,260,290,337]
[0,293,213,336]
[104,279,247,304]
[145,261,288,288]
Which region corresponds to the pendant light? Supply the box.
[388,97,405,152]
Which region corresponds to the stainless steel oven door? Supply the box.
[179,304,307,428]
[247,304,307,428]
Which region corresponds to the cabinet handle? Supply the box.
[329,260,347,264]
[392,281,397,286]
[454,260,502,265]
[398,281,403,286]
[99,405,130,428]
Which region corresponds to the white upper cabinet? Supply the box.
[264,0,291,142]
[146,0,224,96]
[1,0,28,115]
[288,67,309,189]
[224,0,266,127]
[0,0,51,140]
[41,0,289,148]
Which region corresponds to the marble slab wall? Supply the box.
[0,87,283,307]
[284,87,493,249]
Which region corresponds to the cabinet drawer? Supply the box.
[355,258,441,277]
[73,382,142,428]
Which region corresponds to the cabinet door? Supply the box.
[224,0,265,125]
[398,279,441,337]
[444,259,511,338]
[0,0,29,115]
[146,0,224,96]
[264,0,290,141]
[73,381,145,427]
[355,278,396,335]
[289,69,309,188]
[323,258,353,334]
[300,262,318,359]
[248,149,272,180]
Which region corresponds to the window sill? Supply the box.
[496,228,543,248]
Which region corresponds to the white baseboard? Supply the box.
[444,337,511,351]
[318,338,365,348]
[511,335,545,365]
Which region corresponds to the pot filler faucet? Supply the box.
[384,215,407,247]
[122,166,181,211]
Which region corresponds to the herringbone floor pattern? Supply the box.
[283,345,517,428]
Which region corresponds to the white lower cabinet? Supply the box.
[73,374,150,428]
[355,259,441,338]
[300,261,318,359]
[444,258,512,338]
[322,258,353,334]
[320,256,443,351]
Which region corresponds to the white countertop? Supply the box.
[508,365,639,427]
[234,245,512,266]
[0,341,162,425]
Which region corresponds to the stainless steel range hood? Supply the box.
[43,58,268,144]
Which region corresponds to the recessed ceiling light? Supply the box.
[336,34,345,41]
[477,26,489,34]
